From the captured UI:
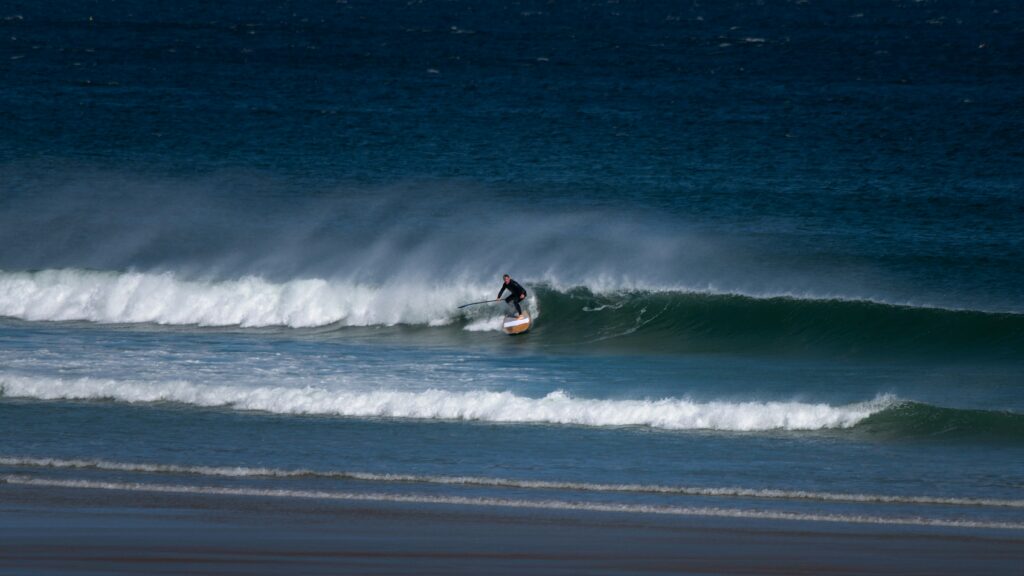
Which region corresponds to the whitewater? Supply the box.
[0,374,892,431]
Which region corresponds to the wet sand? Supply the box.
[2,482,1022,575]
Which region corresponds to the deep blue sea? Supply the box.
[1,0,1023,531]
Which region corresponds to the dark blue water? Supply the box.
[1,0,1022,530]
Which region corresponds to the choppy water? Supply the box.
[1,0,1022,531]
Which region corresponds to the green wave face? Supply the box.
[516,287,1024,360]
[855,402,1024,443]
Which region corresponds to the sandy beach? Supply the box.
[3,482,1022,575]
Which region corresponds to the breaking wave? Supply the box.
[2,266,1024,356]
[1,268,1022,357]
[0,374,891,432]
[4,373,1021,440]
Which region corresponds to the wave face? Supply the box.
[856,402,1024,442]
[2,269,1021,358]
[0,374,892,432]
[536,287,1024,358]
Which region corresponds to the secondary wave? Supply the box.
[4,476,1022,531]
[6,374,1021,440]
[4,456,1020,509]
[0,374,891,431]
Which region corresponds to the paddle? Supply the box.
[457,299,498,309]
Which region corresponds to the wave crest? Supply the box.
[0,269,486,327]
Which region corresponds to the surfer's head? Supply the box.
[503,274,511,283]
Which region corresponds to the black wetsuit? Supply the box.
[497,279,527,315]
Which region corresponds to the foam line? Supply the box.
[0,375,892,431]
[3,457,1020,509]
[4,476,1022,531]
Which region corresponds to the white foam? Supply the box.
[0,374,893,431]
[463,316,504,332]
[0,268,511,328]
[4,476,1021,531]
[4,456,1020,509]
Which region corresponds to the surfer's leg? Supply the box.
[505,295,519,316]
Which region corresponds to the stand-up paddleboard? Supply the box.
[502,311,532,335]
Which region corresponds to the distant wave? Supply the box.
[4,476,1022,531]
[4,456,1020,509]
[0,374,889,431]
[2,268,1022,357]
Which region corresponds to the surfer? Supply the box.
[496,274,527,317]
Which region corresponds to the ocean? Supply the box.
[1,0,1023,548]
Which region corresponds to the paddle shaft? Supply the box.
[457,299,499,309]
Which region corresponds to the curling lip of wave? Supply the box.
[0,374,892,431]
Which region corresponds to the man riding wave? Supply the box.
[496,274,527,317]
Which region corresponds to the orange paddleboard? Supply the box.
[502,311,531,335]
